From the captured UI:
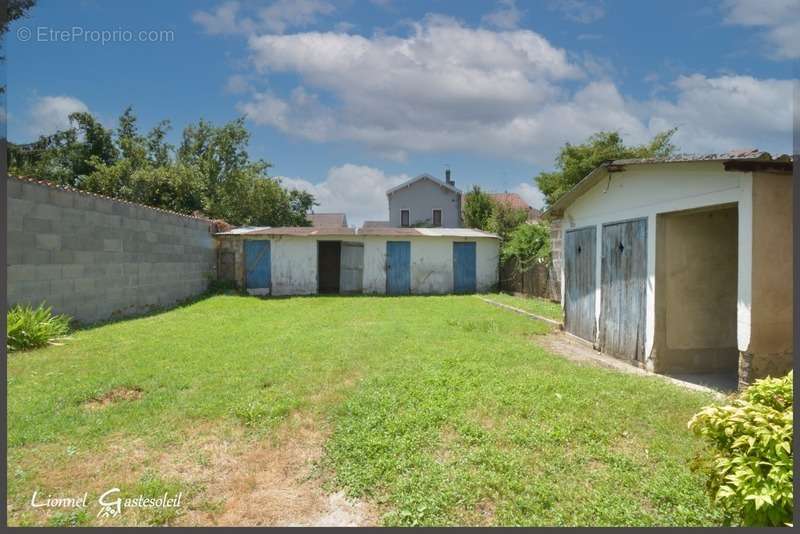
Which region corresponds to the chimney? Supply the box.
[445,167,454,186]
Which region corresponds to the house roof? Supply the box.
[308,212,348,227]
[543,150,794,217]
[216,226,356,237]
[487,192,542,221]
[362,220,390,228]
[386,173,461,196]
[216,226,498,239]
[357,227,499,238]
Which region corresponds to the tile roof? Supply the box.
[308,212,348,227]
[543,150,794,216]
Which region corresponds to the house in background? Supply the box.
[488,192,542,222]
[387,170,462,228]
[544,150,793,390]
[308,212,348,228]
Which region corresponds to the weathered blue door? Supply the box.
[386,241,411,295]
[245,240,271,290]
[453,242,477,293]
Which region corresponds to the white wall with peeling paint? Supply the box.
[232,235,500,296]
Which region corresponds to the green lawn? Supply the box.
[485,292,563,322]
[7,295,721,526]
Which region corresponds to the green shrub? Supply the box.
[688,372,793,526]
[6,303,72,352]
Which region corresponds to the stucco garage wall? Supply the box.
[7,177,216,324]
[362,236,499,294]
[743,172,793,382]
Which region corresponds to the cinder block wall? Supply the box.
[6,176,217,324]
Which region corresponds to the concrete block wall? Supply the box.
[6,177,217,324]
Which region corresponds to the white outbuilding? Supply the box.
[544,151,793,389]
[215,226,500,297]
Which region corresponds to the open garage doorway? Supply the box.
[654,203,739,391]
[317,241,341,294]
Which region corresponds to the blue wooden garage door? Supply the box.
[453,242,477,293]
[245,240,271,290]
[386,241,411,295]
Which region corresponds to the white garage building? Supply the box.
[545,151,793,389]
[215,226,500,296]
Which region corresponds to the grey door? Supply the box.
[600,219,647,362]
[564,226,596,342]
[340,242,364,294]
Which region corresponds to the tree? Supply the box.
[463,185,493,230]
[487,200,529,242]
[536,129,677,207]
[9,107,315,227]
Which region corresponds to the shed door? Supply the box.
[340,242,364,294]
[600,219,647,361]
[386,241,411,295]
[564,227,597,342]
[453,242,477,293]
[245,240,271,290]
[318,241,341,294]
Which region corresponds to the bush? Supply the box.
[688,372,793,526]
[6,303,71,352]
[501,221,551,265]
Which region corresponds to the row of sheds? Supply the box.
[214,226,501,296]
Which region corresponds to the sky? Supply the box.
[6,0,797,225]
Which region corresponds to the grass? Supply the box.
[484,292,563,322]
[7,295,722,526]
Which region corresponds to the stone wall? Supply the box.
[6,176,217,324]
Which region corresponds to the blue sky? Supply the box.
[6,0,797,224]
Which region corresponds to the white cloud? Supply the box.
[646,75,793,154]
[27,96,89,138]
[482,0,524,30]
[548,0,605,24]
[192,0,335,36]
[722,0,800,59]
[279,163,409,225]
[224,74,253,94]
[228,14,790,164]
[513,182,546,210]
[192,1,249,35]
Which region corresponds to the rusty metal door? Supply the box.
[564,226,596,342]
[599,219,647,361]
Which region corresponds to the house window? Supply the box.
[432,209,442,227]
[401,209,410,227]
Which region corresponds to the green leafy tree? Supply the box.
[487,200,529,242]
[536,129,677,207]
[502,221,551,267]
[463,185,493,230]
[9,107,315,226]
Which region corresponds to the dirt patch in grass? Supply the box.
[171,415,378,526]
[83,386,143,410]
[9,416,378,527]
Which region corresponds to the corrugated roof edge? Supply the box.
[542,151,794,217]
[9,175,217,223]
[216,226,500,239]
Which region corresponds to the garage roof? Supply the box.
[543,150,793,217]
[216,226,499,239]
